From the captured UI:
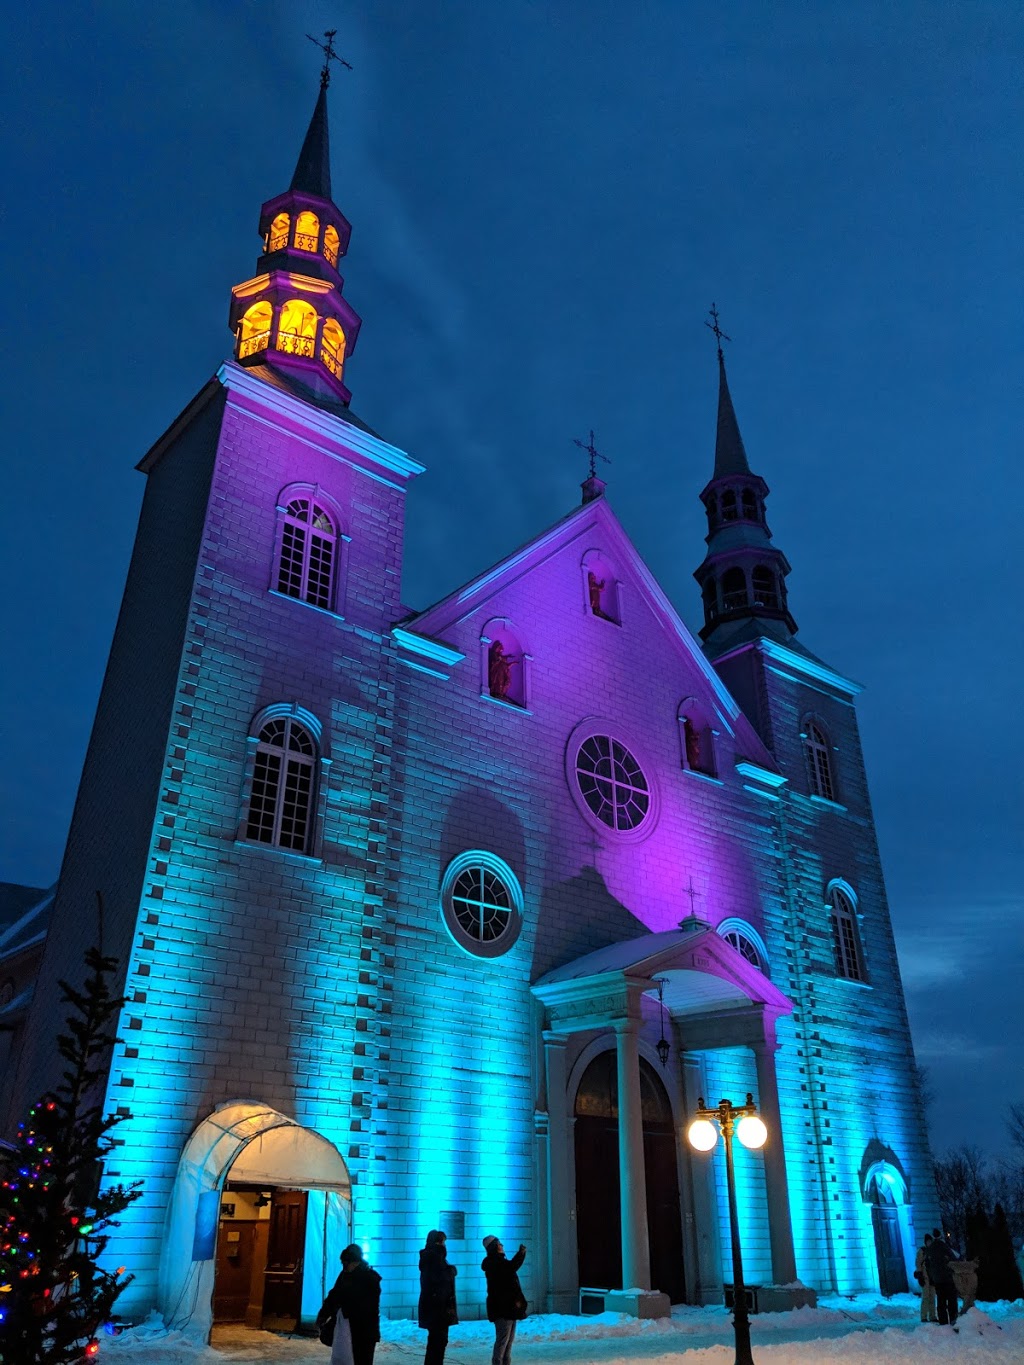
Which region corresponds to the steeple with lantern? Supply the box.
[229,32,362,403]
[693,309,797,651]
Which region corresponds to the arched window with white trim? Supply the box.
[275,495,338,611]
[245,714,318,853]
[804,719,837,802]
[829,884,866,982]
[717,919,768,973]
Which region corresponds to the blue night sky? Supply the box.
[1,3,1021,1155]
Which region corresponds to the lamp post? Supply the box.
[687,1092,768,1365]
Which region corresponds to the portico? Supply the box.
[532,922,806,1317]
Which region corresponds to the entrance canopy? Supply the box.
[532,925,793,1041]
[228,1121,351,1193]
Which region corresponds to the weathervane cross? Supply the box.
[573,429,612,480]
[705,303,731,354]
[307,29,353,88]
[683,877,700,915]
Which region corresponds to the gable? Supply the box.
[398,496,778,773]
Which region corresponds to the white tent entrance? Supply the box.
[160,1103,351,1341]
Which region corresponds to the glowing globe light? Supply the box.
[736,1115,768,1150]
[687,1118,719,1152]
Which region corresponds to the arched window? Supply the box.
[294,210,321,253]
[804,720,836,801]
[323,224,341,268]
[277,299,318,358]
[320,319,346,378]
[267,212,290,252]
[752,566,779,609]
[721,566,747,611]
[741,488,759,521]
[701,579,718,622]
[276,496,337,610]
[245,715,317,852]
[721,489,738,521]
[829,885,866,982]
[715,922,764,977]
[238,301,273,359]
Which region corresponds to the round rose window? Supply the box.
[574,734,651,832]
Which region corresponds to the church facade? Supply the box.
[8,75,938,1335]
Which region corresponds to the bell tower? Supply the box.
[693,314,797,650]
[229,35,362,402]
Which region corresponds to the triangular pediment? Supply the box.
[398,496,778,770]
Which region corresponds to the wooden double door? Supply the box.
[574,1052,686,1303]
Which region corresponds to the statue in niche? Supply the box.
[684,717,702,771]
[488,640,521,701]
[588,570,613,620]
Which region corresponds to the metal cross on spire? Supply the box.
[307,29,353,88]
[705,302,731,356]
[683,877,701,915]
[573,430,612,480]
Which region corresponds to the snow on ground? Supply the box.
[99,1295,1024,1365]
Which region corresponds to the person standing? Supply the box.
[481,1236,527,1365]
[323,1244,382,1365]
[915,1234,938,1322]
[418,1229,458,1365]
[924,1228,958,1328]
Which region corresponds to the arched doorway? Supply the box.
[866,1166,910,1296]
[160,1104,351,1341]
[574,1051,685,1301]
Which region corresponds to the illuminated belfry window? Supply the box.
[323,223,341,268]
[267,211,290,252]
[294,209,320,253]
[320,318,346,377]
[278,299,318,358]
[804,720,836,801]
[245,716,317,852]
[276,497,337,610]
[829,885,866,983]
[238,301,273,359]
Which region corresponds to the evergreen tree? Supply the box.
[0,947,143,1363]
[989,1203,1024,1303]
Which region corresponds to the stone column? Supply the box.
[753,1031,797,1285]
[543,1032,575,1310]
[614,1017,651,1290]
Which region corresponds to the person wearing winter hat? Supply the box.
[418,1230,458,1365]
[481,1236,527,1365]
[318,1243,383,1365]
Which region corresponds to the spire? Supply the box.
[228,34,361,404]
[694,309,797,648]
[714,348,751,478]
[290,82,332,200]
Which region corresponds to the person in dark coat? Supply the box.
[924,1227,959,1327]
[418,1229,458,1365]
[322,1243,383,1365]
[481,1236,527,1365]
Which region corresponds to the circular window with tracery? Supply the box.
[440,852,523,959]
[574,735,651,832]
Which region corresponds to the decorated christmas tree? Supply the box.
[0,946,143,1363]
